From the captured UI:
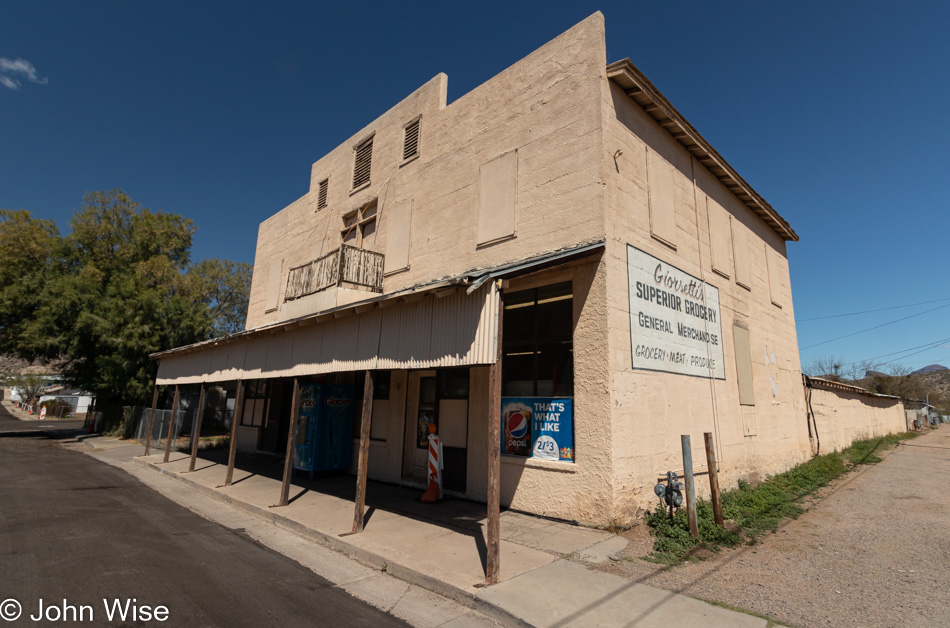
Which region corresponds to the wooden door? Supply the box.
[403,371,436,482]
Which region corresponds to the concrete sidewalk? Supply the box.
[73,437,765,627]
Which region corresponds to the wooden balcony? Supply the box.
[285,244,384,301]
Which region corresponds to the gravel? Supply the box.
[584,425,950,627]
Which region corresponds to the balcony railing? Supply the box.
[285,244,384,301]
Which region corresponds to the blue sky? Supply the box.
[2,1,948,373]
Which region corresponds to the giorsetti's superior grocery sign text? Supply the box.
[627,245,725,379]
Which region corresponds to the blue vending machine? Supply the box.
[293,382,355,473]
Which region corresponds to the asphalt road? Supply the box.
[0,405,409,627]
[0,404,84,433]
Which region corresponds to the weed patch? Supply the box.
[645,433,916,563]
[698,597,795,627]
[843,432,916,465]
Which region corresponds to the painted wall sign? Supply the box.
[501,397,574,462]
[627,245,725,380]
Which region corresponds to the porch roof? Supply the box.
[152,241,605,386]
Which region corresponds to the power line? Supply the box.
[796,296,950,322]
[877,343,950,367]
[901,353,950,370]
[843,337,950,366]
[800,302,950,350]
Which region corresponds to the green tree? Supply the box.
[0,210,62,357]
[9,372,49,406]
[186,258,252,337]
[2,190,251,427]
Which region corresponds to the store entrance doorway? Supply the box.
[403,371,436,484]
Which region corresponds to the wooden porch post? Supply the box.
[143,384,160,456]
[163,385,181,463]
[351,371,374,533]
[486,281,504,585]
[224,380,246,486]
[187,384,207,472]
[277,378,302,507]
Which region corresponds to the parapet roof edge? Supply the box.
[804,375,903,401]
[606,59,799,243]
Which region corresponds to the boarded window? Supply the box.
[733,323,755,406]
[732,219,751,290]
[766,245,785,307]
[647,150,677,248]
[403,118,420,161]
[384,199,412,274]
[707,195,732,278]
[317,178,329,210]
[352,136,373,188]
[265,260,282,312]
[476,150,517,245]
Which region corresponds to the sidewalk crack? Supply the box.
[390,581,411,613]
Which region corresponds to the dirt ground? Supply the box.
[589,425,950,627]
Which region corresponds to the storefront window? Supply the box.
[438,369,469,399]
[501,282,575,462]
[502,282,573,397]
[241,379,268,427]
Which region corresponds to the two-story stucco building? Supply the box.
[152,12,809,530]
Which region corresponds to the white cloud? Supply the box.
[0,57,48,90]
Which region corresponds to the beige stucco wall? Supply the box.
[600,77,808,522]
[807,387,906,454]
[344,370,408,482]
[246,13,608,330]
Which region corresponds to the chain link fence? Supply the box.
[120,384,235,453]
[134,407,191,451]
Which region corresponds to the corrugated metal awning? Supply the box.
[155,282,500,385]
[153,240,605,386]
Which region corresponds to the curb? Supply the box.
[131,456,528,627]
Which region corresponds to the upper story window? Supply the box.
[403,117,421,162]
[502,282,574,397]
[341,200,378,250]
[317,179,329,210]
[352,136,374,188]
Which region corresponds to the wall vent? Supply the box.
[317,178,329,210]
[403,118,420,161]
[352,136,374,188]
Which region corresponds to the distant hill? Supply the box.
[849,368,950,413]
[918,369,950,402]
[0,355,62,377]
[912,364,948,375]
